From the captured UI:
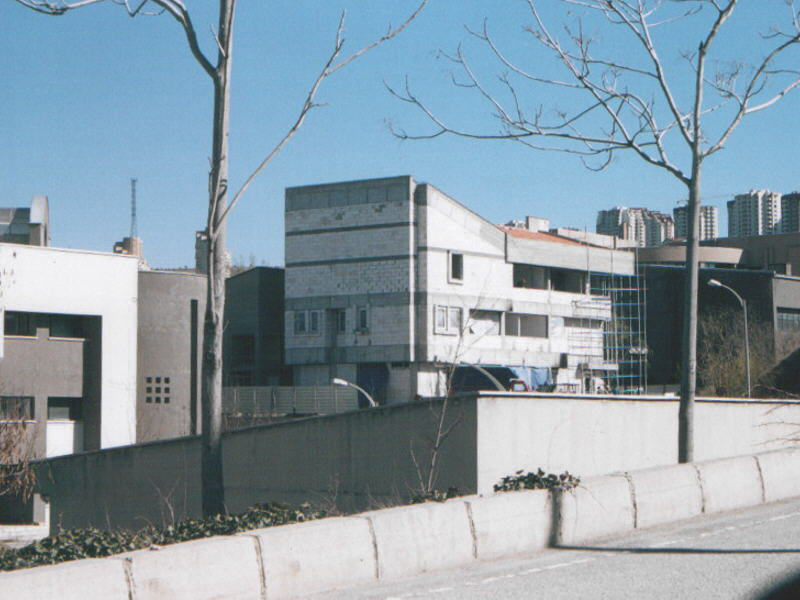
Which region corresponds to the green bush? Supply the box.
[494,469,580,493]
[0,502,323,572]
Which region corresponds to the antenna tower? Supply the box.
[130,178,138,239]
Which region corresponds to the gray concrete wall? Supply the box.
[137,270,206,442]
[34,393,800,533]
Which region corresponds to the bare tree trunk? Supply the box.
[679,169,701,463]
[201,0,234,517]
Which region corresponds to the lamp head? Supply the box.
[707,278,722,287]
[331,378,348,387]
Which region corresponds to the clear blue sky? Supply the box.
[3,1,799,268]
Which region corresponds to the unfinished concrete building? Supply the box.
[284,176,643,404]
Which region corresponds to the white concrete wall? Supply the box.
[0,244,139,447]
[475,393,800,494]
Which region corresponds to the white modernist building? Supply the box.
[284,176,639,404]
[0,243,139,458]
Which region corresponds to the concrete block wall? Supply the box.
[8,448,800,600]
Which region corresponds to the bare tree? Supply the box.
[389,0,800,462]
[14,0,426,516]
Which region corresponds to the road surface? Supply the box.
[311,498,800,599]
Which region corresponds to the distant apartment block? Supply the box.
[285,176,639,402]
[673,204,718,240]
[0,196,50,247]
[781,192,800,233]
[727,190,782,237]
[596,206,674,247]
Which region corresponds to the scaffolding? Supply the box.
[568,249,648,394]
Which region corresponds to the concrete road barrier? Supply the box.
[4,449,800,599]
[243,516,377,599]
[467,489,552,560]
[629,463,703,529]
[0,557,130,600]
[559,474,635,545]
[126,536,263,600]
[755,448,800,503]
[365,499,475,580]
[695,455,763,514]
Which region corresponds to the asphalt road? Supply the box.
[311,498,800,600]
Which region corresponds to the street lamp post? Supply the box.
[707,278,751,397]
[331,377,378,408]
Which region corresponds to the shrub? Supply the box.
[0,502,322,572]
[494,469,580,493]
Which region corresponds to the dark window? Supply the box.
[309,311,320,334]
[155,377,161,383]
[778,307,800,331]
[505,313,548,338]
[4,311,35,337]
[450,252,464,281]
[146,387,152,393]
[0,397,34,420]
[164,397,170,404]
[155,387,161,393]
[146,397,152,403]
[146,377,152,383]
[47,398,82,421]
[164,377,170,384]
[164,386,170,394]
[49,315,84,338]
[294,311,307,334]
[155,397,161,404]
[357,307,369,330]
[336,310,346,333]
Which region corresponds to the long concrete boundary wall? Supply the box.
[35,393,800,532]
[7,448,800,600]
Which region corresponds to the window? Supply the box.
[357,307,369,331]
[0,397,34,420]
[293,310,322,335]
[434,305,463,335]
[4,311,35,337]
[468,310,501,336]
[335,310,346,334]
[449,252,464,283]
[49,315,84,338]
[47,398,82,421]
[778,307,800,331]
[505,313,548,338]
[294,311,307,334]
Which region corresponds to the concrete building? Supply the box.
[673,204,718,240]
[136,270,206,442]
[223,267,289,387]
[781,192,800,233]
[0,196,50,247]
[704,232,800,276]
[596,206,674,247]
[728,190,782,237]
[0,243,139,456]
[643,265,800,385]
[285,176,638,402]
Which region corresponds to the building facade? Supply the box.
[0,196,50,247]
[781,192,800,234]
[136,270,206,442]
[727,190,782,237]
[223,267,289,387]
[673,204,718,240]
[285,176,638,403]
[596,206,674,247]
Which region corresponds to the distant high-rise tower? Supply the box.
[596,206,674,247]
[673,205,718,240]
[781,192,800,233]
[727,190,782,237]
